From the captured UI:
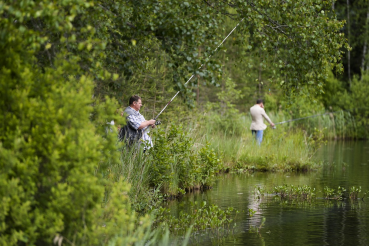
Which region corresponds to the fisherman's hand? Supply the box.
[148,119,156,126]
[271,123,275,127]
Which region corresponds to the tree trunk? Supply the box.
[258,53,262,97]
[197,47,201,105]
[221,77,225,116]
[347,0,351,87]
[197,75,200,104]
[258,65,262,97]
[361,5,369,74]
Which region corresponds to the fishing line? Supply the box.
[274,111,345,126]
[153,18,245,121]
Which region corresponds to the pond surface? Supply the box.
[169,141,369,245]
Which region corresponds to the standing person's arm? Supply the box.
[261,109,275,127]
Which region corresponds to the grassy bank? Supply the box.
[108,111,326,203]
[182,111,326,171]
[96,110,341,244]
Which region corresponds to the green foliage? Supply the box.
[323,186,346,200]
[199,143,222,187]
[196,113,323,171]
[347,72,369,137]
[148,124,223,195]
[0,0,356,243]
[204,76,245,136]
[333,0,369,83]
[91,180,184,246]
[349,186,363,200]
[272,185,316,201]
[155,201,237,236]
[255,185,369,202]
[2,0,347,104]
[0,3,160,243]
[148,124,195,194]
[321,71,369,138]
[0,53,113,244]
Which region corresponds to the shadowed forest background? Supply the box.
[1,0,369,245]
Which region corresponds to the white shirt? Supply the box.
[249,104,273,131]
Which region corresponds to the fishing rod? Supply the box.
[153,18,245,121]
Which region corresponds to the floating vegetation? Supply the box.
[155,201,239,238]
[349,186,367,200]
[272,184,316,201]
[323,186,346,200]
[254,185,369,202]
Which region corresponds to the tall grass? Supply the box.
[101,146,164,212]
[186,111,329,171]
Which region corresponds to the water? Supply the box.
[169,141,369,245]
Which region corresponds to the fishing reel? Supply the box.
[155,120,161,126]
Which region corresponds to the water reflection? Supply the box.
[168,141,369,245]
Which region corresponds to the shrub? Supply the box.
[148,124,223,194]
[148,124,196,194]
[198,143,222,187]
[0,53,108,244]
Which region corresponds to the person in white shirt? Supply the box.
[249,99,275,145]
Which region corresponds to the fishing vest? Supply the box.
[118,107,143,146]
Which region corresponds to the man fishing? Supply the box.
[250,99,275,145]
[120,95,156,148]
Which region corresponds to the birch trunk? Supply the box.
[347,0,351,87]
[361,6,369,73]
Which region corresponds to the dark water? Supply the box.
[169,141,369,245]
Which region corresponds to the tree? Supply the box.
[334,0,369,83]
[5,0,346,103]
[0,1,119,244]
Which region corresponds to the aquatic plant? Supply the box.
[248,208,257,217]
[272,184,316,201]
[249,217,266,234]
[254,186,266,200]
[348,186,368,200]
[254,185,369,202]
[155,201,238,237]
[323,186,346,200]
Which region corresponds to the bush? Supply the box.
[148,124,196,194]
[148,124,223,194]
[0,53,107,244]
[199,143,222,187]
[347,72,369,137]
